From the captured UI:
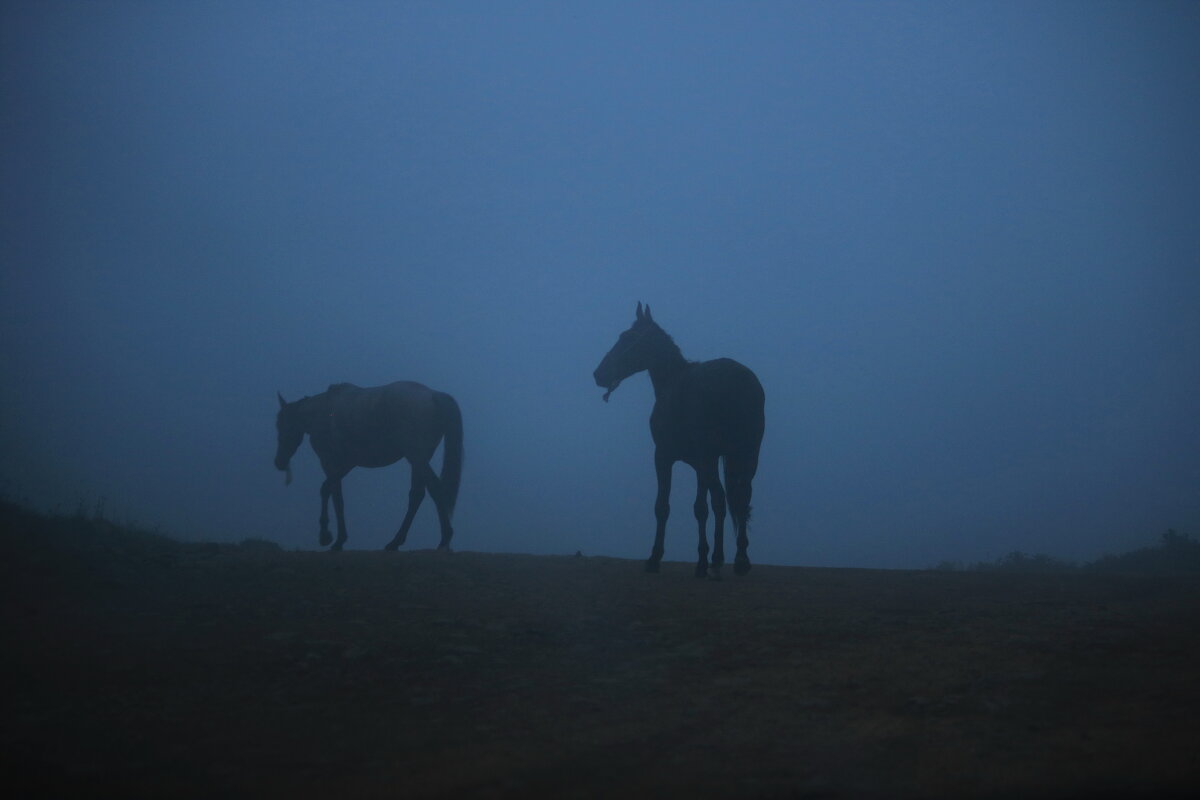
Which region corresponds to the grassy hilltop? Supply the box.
[3,500,1199,798]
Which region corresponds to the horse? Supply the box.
[273,381,463,551]
[593,303,765,577]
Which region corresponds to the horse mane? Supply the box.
[645,321,690,365]
[326,382,354,395]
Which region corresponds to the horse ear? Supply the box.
[277,391,287,409]
[644,304,653,322]
[636,301,644,321]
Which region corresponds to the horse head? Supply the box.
[274,392,302,484]
[593,302,667,401]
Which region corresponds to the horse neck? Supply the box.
[646,333,688,397]
[294,393,333,436]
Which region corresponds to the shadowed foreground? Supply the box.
[3,504,1198,798]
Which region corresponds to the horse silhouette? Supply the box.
[594,303,765,577]
[274,381,463,551]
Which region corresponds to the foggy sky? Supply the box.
[2,1,1198,569]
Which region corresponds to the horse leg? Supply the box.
[692,460,719,579]
[725,458,755,575]
[319,477,334,546]
[422,464,455,550]
[646,454,672,573]
[384,465,426,551]
[330,479,348,551]
[709,467,728,578]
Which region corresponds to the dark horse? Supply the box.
[274,381,463,551]
[594,303,765,577]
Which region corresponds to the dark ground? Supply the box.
[3,502,1199,798]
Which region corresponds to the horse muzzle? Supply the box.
[593,368,620,402]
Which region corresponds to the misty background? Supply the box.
[2,1,1197,569]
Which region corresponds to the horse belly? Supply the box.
[360,453,404,469]
[655,398,762,461]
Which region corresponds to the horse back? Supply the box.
[651,358,764,460]
[327,381,443,467]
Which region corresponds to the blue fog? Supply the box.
[2,1,1198,569]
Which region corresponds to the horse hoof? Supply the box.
[734,559,751,575]
[319,532,332,547]
[644,560,660,573]
[694,565,709,579]
[382,543,398,552]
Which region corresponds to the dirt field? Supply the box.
[4,504,1199,798]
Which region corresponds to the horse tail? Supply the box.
[433,391,463,518]
[722,453,755,524]
[720,455,748,522]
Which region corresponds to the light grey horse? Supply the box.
[274,381,463,551]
